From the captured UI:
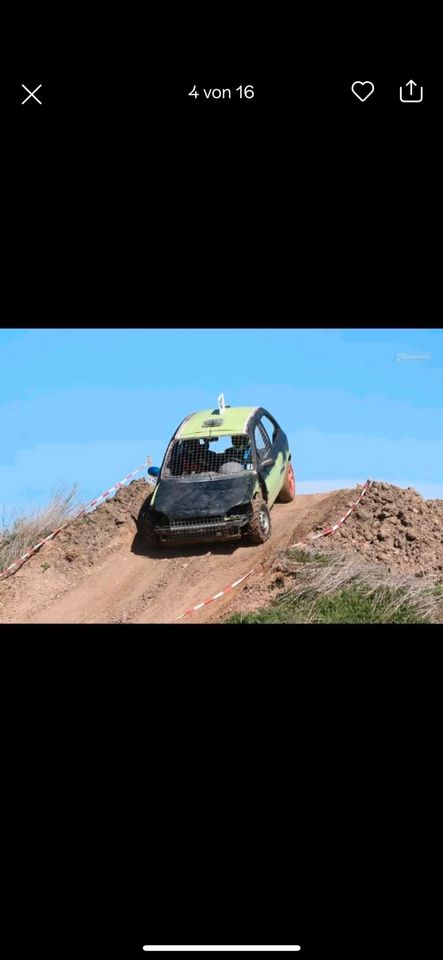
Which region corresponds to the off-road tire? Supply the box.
[247,500,272,544]
[138,495,160,549]
[276,462,296,503]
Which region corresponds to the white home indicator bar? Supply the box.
[143,949,301,953]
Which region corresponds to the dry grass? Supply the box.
[0,484,80,574]
[228,546,443,624]
[277,547,443,622]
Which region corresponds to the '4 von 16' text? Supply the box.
[188,85,255,99]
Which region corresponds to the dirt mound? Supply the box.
[0,479,153,623]
[316,481,443,580]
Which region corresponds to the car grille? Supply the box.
[153,514,249,541]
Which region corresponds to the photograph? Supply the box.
[1,328,441,626]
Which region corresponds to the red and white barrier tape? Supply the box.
[174,569,254,621]
[289,479,372,548]
[0,458,152,581]
[174,479,373,621]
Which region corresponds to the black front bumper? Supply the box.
[153,514,250,544]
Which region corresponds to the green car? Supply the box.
[139,397,295,547]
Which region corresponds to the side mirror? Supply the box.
[148,466,160,477]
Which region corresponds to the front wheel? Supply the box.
[138,496,160,549]
[276,461,296,503]
[247,500,272,544]
[141,522,160,549]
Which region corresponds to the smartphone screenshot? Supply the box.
[2,17,440,960]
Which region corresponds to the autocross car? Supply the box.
[138,396,295,547]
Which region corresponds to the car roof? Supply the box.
[176,406,259,438]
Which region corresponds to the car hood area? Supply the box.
[152,474,257,519]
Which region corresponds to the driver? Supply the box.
[224,434,251,464]
[182,439,204,473]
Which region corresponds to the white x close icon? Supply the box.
[21,84,42,105]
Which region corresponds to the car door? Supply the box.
[252,414,283,506]
[254,416,280,507]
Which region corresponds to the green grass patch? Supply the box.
[227,583,430,624]
[286,547,333,565]
[311,585,427,624]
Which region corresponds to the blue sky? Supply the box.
[0,328,442,522]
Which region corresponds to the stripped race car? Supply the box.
[138,395,295,547]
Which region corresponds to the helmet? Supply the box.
[231,434,249,448]
[184,439,201,453]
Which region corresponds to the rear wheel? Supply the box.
[247,500,272,543]
[277,462,296,503]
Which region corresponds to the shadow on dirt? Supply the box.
[130,529,252,561]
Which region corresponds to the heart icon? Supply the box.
[351,81,375,102]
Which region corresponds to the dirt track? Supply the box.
[0,482,350,624]
[4,477,439,624]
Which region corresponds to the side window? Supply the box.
[254,422,272,460]
[260,414,278,443]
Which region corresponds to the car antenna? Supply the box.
[218,393,226,414]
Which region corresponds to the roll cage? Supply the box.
[159,408,286,480]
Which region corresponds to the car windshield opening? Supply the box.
[163,435,254,479]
